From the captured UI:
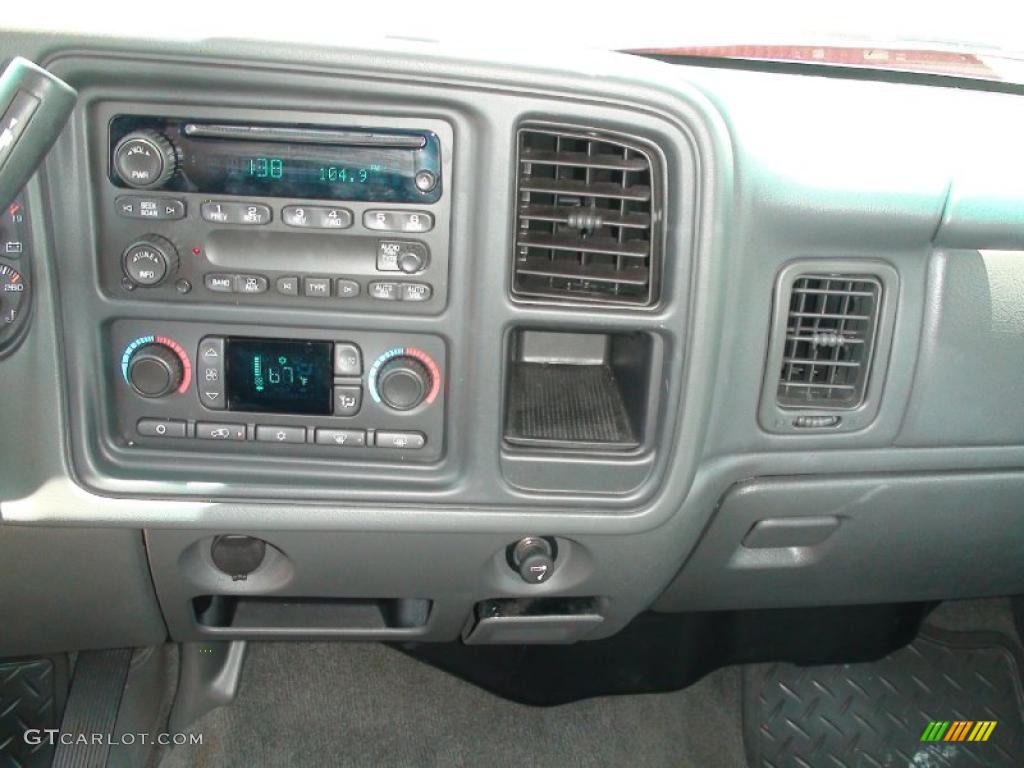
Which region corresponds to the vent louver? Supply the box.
[513,127,659,306]
[777,275,881,408]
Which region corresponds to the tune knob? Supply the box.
[376,356,432,411]
[122,235,179,287]
[127,343,184,398]
[113,129,177,189]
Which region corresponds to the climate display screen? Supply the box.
[226,338,332,415]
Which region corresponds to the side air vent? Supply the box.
[759,262,899,434]
[777,275,881,408]
[512,126,660,307]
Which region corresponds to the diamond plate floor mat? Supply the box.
[743,627,1024,767]
[0,658,58,768]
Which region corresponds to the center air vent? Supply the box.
[512,126,660,307]
[777,275,881,408]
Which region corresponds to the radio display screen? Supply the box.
[226,338,333,415]
[187,140,427,202]
[109,117,443,203]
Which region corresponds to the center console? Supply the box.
[92,104,453,464]
[37,48,696,514]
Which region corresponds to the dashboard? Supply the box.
[2,30,1024,655]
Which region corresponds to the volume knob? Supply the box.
[127,343,184,398]
[113,129,177,189]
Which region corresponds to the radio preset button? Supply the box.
[205,273,235,293]
[368,281,400,301]
[282,205,353,230]
[201,203,229,223]
[400,283,432,302]
[137,418,187,438]
[334,343,362,377]
[201,202,272,225]
[282,206,311,227]
[375,430,426,450]
[336,279,360,299]
[333,385,362,417]
[117,196,186,220]
[197,422,246,441]
[315,207,353,229]
[235,274,268,294]
[276,276,299,296]
[363,210,434,233]
[255,425,306,444]
[304,277,332,298]
[315,429,366,448]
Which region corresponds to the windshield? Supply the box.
[5,1,1020,55]
[5,1,1023,84]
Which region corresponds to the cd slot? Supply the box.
[182,122,427,148]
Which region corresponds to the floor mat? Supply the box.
[744,627,1024,767]
[158,642,745,768]
[0,658,57,768]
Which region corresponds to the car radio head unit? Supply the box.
[95,106,452,313]
[108,115,443,203]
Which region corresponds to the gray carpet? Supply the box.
[158,642,745,768]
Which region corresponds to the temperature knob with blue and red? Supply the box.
[121,335,192,398]
[368,346,440,411]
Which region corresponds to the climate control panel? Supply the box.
[110,321,446,462]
